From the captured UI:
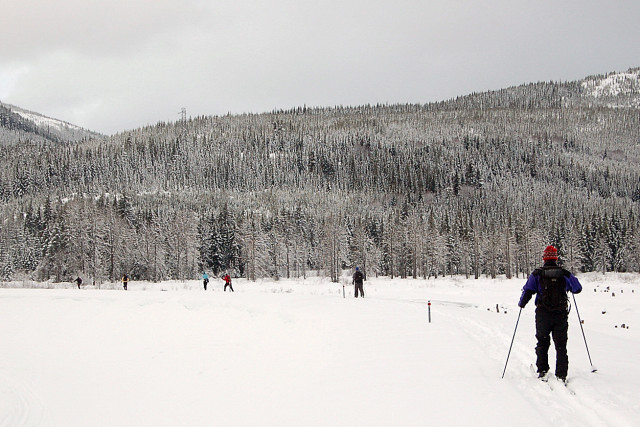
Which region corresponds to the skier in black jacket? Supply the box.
[518,245,582,382]
[353,267,364,298]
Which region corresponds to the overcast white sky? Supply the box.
[1,0,639,135]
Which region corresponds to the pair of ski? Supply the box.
[530,365,575,395]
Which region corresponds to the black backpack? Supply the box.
[535,266,570,311]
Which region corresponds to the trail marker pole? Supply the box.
[428,301,431,323]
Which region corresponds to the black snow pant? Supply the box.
[535,307,569,378]
[204,279,208,290]
[224,283,234,292]
[354,282,364,298]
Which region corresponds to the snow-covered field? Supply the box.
[1,273,638,427]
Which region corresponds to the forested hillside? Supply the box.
[1,68,639,283]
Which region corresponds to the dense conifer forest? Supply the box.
[1,68,639,284]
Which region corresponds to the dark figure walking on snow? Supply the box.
[203,272,209,290]
[74,276,83,289]
[122,274,129,291]
[353,267,364,298]
[518,245,582,382]
[222,273,234,292]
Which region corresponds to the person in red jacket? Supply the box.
[222,273,234,292]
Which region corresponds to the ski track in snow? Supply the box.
[380,284,640,427]
[449,305,628,427]
[0,369,43,427]
[449,294,638,427]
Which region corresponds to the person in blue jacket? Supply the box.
[518,245,582,382]
[202,272,209,290]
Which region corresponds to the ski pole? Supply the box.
[572,292,597,372]
[502,307,522,379]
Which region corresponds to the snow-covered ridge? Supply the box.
[581,69,640,98]
[9,105,84,133]
[1,102,101,143]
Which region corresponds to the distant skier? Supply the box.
[353,266,364,298]
[122,273,130,291]
[222,273,234,292]
[518,245,582,382]
[202,272,209,290]
[74,276,83,289]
